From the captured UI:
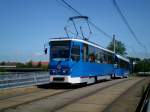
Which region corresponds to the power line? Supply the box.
[60,0,82,16]
[88,21,112,39]
[56,0,112,39]
[112,0,148,57]
[56,0,81,16]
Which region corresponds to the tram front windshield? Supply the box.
[50,41,70,61]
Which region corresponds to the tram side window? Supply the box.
[71,46,80,62]
[108,53,113,64]
[103,52,108,63]
[82,44,88,62]
[120,60,124,68]
[95,48,100,63]
[88,46,95,62]
[100,51,104,63]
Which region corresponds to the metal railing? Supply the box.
[0,72,50,89]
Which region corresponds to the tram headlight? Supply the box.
[51,69,57,74]
[53,70,56,73]
[62,70,66,74]
[62,69,69,74]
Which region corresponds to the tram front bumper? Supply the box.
[50,75,81,84]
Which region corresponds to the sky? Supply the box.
[0,0,150,62]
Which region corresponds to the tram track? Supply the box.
[51,78,138,112]
[52,77,146,112]
[0,87,44,101]
[0,83,75,101]
[0,85,74,111]
[0,77,142,112]
[102,77,150,112]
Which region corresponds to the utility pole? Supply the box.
[113,34,116,53]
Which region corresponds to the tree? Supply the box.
[26,60,33,68]
[107,39,127,56]
[134,58,150,73]
[16,62,26,68]
[37,61,42,68]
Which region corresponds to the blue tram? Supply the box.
[113,54,130,78]
[47,38,130,84]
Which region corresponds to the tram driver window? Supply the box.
[71,46,80,62]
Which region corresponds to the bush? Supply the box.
[26,60,33,68]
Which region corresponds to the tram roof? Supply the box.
[49,38,114,54]
[115,54,129,62]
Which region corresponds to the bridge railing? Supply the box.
[0,72,50,89]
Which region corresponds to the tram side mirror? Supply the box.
[44,48,47,55]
